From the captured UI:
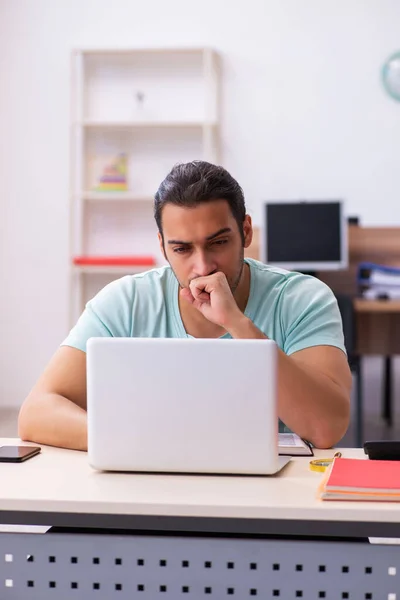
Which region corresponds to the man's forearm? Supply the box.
[18,394,88,451]
[276,351,349,448]
[226,316,349,448]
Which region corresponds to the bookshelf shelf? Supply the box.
[80,120,216,129]
[73,265,158,275]
[81,192,154,202]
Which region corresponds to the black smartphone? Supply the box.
[364,440,400,461]
[0,446,41,463]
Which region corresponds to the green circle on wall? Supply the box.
[382,51,400,102]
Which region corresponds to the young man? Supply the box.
[18,161,351,451]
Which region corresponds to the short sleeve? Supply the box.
[61,277,132,353]
[281,276,346,356]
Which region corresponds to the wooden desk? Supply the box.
[0,440,400,598]
[354,300,400,313]
[354,299,400,355]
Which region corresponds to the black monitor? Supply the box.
[262,201,348,271]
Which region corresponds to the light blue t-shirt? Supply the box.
[63,258,346,356]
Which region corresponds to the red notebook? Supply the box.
[319,457,400,501]
[73,256,156,266]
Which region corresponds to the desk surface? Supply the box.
[354,298,400,313]
[0,439,399,537]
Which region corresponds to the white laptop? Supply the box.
[86,338,291,475]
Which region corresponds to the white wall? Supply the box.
[1,0,400,408]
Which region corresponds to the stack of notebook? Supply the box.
[319,457,400,501]
[278,433,313,456]
[358,262,400,300]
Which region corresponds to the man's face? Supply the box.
[159,199,252,291]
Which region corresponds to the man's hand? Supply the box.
[180,272,244,330]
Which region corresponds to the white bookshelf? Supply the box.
[69,48,220,326]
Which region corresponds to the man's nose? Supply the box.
[192,251,217,277]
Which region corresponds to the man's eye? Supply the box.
[212,239,228,246]
[173,247,189,254]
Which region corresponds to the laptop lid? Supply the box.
[87,338,282,474]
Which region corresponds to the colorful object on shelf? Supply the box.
[73,256,156,267]
[94,154,128,191]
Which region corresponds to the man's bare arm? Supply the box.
[228,316,351,448]
[277,345,351,448]
[18,346,88,451]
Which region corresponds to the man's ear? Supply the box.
[158,231,167,260]
[243,215,253,249]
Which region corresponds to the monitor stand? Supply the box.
[299,271,318,279]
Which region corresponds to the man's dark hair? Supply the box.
[154,161,246,243]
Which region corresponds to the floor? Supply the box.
[0,408,19,438]
[339,358,400,447]
[338,414,399,448]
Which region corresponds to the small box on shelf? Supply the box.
[93,153,128,192]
